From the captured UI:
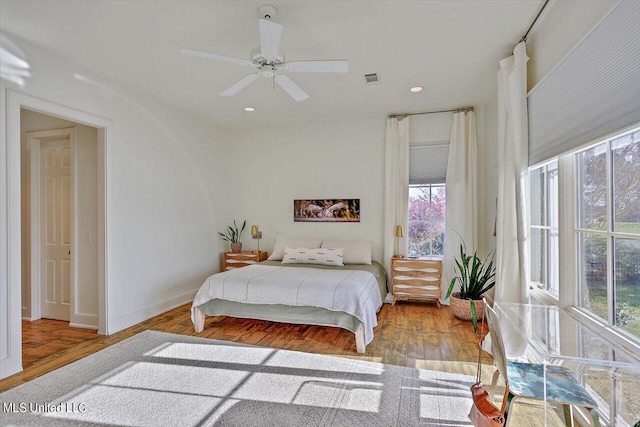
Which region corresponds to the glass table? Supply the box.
[494,302,640,426]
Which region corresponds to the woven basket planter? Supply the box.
[450,292,486,321]
[230,242,243,253]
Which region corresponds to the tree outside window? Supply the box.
[407,184,446,257]
[577,128,640,340]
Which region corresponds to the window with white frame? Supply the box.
[529,160,559,294]
[576,127,640,340]
[528,127,640,427]
[407,184,446,257]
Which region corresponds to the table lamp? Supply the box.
[251,224,262,252]
[394,225,404,258]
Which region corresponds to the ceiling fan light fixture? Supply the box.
[244,107,256,112]
[410,86,423,93]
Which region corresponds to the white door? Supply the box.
[40,138,71,321]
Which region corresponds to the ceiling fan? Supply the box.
[180,4,349,102]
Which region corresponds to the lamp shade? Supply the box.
[251,225,259,235]
[395,225,404,238]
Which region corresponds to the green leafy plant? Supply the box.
[445,241,496,331]
[218,220,246,243]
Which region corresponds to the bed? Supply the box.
[191,238,387,353]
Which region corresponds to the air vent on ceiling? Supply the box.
[364,73,380,84]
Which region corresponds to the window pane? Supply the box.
[549,228,559,294]
[578,143,607,231]
[614,238,640,338]
[431,185,446,221]
[408,184,446,257]
[547,161,559,228]
[530,166,545,226]
[530,227,546,285]
[612,132,640,234]
[579,233,608,321]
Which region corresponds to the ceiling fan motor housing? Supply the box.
[250,47,284,71]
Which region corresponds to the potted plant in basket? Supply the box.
[445,242,496,332]
[219,220,246,253]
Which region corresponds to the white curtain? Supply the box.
[384,117,410,286]
[442,111,478,300]
[495,41,529,304]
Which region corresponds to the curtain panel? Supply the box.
[442,111,478,300]
[495,42,529,304]
[383,117,410,281]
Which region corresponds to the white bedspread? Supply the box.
[192,264,383,344]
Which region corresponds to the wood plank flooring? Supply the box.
[3,301,488,392]
[1,301,565,426]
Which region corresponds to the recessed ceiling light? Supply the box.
[244,107,255,112]
[410,86,423,93]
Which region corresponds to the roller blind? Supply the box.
[409,145,449,185]
[527,0,640,165]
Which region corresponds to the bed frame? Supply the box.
[192,306,367,353]
[191,260,387,354]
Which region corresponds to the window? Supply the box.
[407,184,445,257]
[529,160,559,294]
[576,127,640,340]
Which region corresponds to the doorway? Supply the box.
[0,90,111,380]
[21,110,101,365]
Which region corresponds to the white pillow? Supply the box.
[268,236,322,261]
[320,240,373,264]
[282,247,344,266]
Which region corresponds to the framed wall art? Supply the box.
[294,199,360,222]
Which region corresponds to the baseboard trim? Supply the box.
[69,323,99,330]
[70,313,98,330]
[108,289,199,335]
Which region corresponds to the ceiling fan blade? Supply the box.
[286,60,349,73]
[275,75,309,102]
[180,48,254,67]
[259,19,283,60]
[220,73,260,96]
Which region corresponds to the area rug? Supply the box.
[0,331,474,426]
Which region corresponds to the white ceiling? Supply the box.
[0,0,542,130]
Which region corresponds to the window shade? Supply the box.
[527,0,640,165]
[409,145,449,185]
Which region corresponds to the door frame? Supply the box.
[1,89,111,379]
[28,127,77,323]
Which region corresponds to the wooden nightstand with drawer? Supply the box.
[222,251,268,271]
[391,257,442,307]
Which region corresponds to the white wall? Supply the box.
[0,33,230,378]
[20,109,99,327]
[225,110,495,270]
[228,119,386,262]
[410,113,452,146]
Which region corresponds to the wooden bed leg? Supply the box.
[193,307,205,333]
[355,324,366,354]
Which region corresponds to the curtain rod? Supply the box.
[388,106,474,119]
[520,0,550,43]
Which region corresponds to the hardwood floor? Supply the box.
[22,319,98,368]
[1,301,564,426]
[2,301,489,392]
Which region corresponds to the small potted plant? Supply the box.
[445,241,496,331]
[219,220,246,252]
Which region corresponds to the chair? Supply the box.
[484,303,601,427]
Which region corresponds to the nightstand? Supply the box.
[391,257,442,307]
[222,251,268,271]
